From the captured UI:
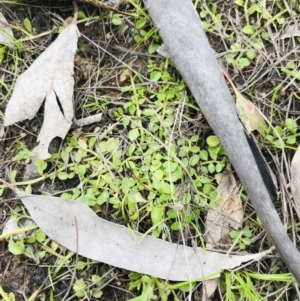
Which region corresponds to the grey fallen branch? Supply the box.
[143,0,300,282]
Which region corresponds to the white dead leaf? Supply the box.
[280,24,300,40]
[291,145,300,219]
[205,170,244,248]
[14,189,269,281]
[0,13,14,46]
[4,17,79,160]
[202,278,218,301]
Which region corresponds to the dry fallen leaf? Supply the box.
[203,166,244,300]
[4,15,79,160]
[222,70,266,135]
[235,91,266,135]
[291,145,300,220]
[13,189,269,281]
[0,12,14,46]
[205,169,244,248]
[280,24,300,40]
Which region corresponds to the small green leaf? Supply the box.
[190,154,200,166]
[9,238,25,255]
[285,118,297,133]
[76,261,87,270]
[148,43,159,54]
[136,18,146,29]
[162,161,178,172]
[128,128,139,141]
[286,135,296,145]
[112,14,122,26]
[242,24,254,35]
[235,0,244,6]
[206,135,220,147]
[236,57,250,69]
[35,229,46,242]
[151,205,164,226]
[281,67,300,80]
[230,230,239,239]
[0,46,7,64]
[143,108,155,116]
[78,10,87,20]
[99,138,119,153]
[171,221,183,230]
[272,139,285,149]
[246,51,256,60]
[243,229,252,238]
[27,236,36,243]
[286,61,296,69]
[200,150,208,160]
[23,18,32,33]
[73,279,86,298]
[215,163,223,172]
[97,191,109,205]
[153,169,164,180]
[208,163,215,173]
[242,237,251,245]
[92,290,103,298]
[58,172,68,180]
[150,71,161,82]
[273,126,284,137]
[25,185,32,194]
[35,159,47,175]
[203,183,213,194]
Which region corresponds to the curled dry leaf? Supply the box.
[14,189,269,281]
[222,70,266,135]
[280,24,300,40]
[235,91,266,135]
[291,145,300,220]
[203,167,244,300]
[205,169,244,248]
[0,12,14,46]
[4,16,79,160]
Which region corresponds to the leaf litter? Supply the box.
[203,165,244,300]
[291,145,300,220]
[222,70,266,135]
[0,12,14,46]
[205,165,244,249]
[1,3,272,286]
[4,13,79,162]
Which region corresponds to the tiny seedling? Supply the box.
[230,229,252,250]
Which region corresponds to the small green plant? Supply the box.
[230,228,252,250]
[23,18,32,34]
[12,142,34,163]
[0,286,15,301]
[128,274,169,301]
[223,271,267,301]
[73,275,103,299]
[265,118,299,149]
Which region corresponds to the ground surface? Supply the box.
[1,0,300,300]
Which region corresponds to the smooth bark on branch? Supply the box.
[143,0,300,282]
